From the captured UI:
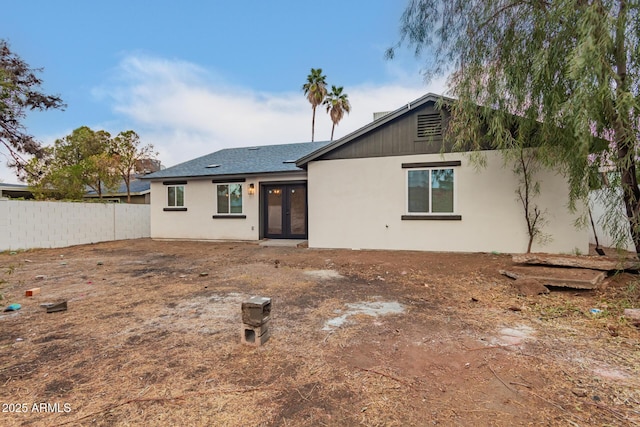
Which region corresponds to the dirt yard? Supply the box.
[0,239,639,426]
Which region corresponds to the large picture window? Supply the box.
[217,184,243,214]
[167,185,185,207]
[407,168,454,214]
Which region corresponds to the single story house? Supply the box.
[143,93,588,254]
[0,183,34,199]
[84,178,151,204]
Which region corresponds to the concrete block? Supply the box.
[241,296,271,326]
[242,321,270,337]
[241,323,270,346]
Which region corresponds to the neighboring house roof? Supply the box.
[142,141,330,180]
[296,93,452,167]
[85,178,151,197]
[0,182,34,198]
[0,182,29,190]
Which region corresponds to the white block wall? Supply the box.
[0,199,150,251]
[589,190,636,252]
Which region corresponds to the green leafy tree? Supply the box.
[302,68,327,142]
[324,85,351,141]
[0,39,65,178]
[27,126,119,199]
[110,130,157,203]
[388,0,640,255]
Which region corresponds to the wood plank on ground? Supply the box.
[512,254,640,271]
[499,266,606,290]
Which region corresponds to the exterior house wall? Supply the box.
[149,172,306,240]
[0,199,150,251]
[307,151,588,254]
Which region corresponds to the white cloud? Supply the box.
[100,54,449,170]
[0,54,449,183]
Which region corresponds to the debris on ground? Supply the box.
[512,253,640,271]
[25,288,40,297]
[3,303,21,312]
[45,301,67,313]
[511,278,550,296]
[499,266,605,289]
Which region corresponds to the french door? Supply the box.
[263,184,307,239]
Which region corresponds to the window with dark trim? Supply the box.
[216,183,243,214]
[167,185,185,207]
[406,168,455,214]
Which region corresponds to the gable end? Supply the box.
[318,102,452,161]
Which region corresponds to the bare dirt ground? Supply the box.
[0,239,639,426]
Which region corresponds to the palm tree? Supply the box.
[302,68,327,142]
[324,85,351,141]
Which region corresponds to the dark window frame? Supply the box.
[216,182,244,215]
[166,184,185,208]
[403,162,460,220]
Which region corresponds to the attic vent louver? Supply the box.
[248,147,260,151]
[206,164,221,168]
[417,113,442,138]
[283,160,296,164]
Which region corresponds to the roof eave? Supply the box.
[144,169,307,182]
[84,190,150,197]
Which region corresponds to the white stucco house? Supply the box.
[142,93,588,254]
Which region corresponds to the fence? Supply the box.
[0,199,150,251]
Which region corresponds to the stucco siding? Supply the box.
[150,173,305,240]
[307,151,588,254]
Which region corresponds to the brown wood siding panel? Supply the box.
[322,102,452,161]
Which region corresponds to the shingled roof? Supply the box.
[85,178,151,196]
[142,141,330,180]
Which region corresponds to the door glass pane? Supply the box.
[289,186,306,235]
[431,169,454,213]
[267,188,283,234]
[217,185,229,214]
[408,170,429,213]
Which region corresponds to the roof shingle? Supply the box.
[142,141,330,180]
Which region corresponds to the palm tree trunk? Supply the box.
[311,106,316,142]
[330,123,335,141]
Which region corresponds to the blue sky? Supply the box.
[2,1,448,184]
